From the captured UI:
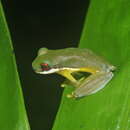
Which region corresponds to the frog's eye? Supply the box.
[40,63,51,71]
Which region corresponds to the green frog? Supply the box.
[32,48,115,98]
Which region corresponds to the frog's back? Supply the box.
[55,48,115,72]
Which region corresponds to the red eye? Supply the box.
[40,63,50,71]
[41,63,48,66]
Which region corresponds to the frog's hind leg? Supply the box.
[67,72,114,98]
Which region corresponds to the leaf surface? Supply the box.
[0,2,30,130]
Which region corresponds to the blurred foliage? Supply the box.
[0,2,30,130]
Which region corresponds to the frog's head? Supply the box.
[32,48,60,74]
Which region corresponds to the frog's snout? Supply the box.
[32,66,40,73]
[32,62,42,73]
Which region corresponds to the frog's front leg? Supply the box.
[67,72,113,98]
[57,69,78,88]
[60,72,85,87]
[61,79,74,88]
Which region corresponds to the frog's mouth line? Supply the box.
[37,68,60,74]
[36,67,79,74]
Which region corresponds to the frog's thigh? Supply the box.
[68,72,113,98]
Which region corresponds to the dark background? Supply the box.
[1,0,89,130]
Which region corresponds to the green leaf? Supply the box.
[0,2,30,130]
[53,0,130,130]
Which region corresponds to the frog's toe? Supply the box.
[66,92,77,98]
[67,93,74,98]
[61,80,69,87]
[61,84,66,87]
[61,80,77,88]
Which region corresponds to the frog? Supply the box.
[32,47,116,98]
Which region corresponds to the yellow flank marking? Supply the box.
[79,67,98,74]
